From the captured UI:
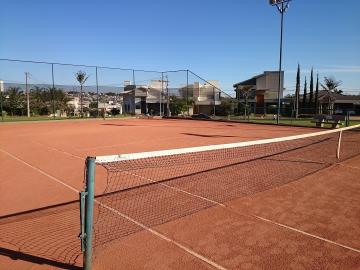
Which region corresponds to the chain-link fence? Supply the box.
[1,58,358,127]
[0,59,242,120]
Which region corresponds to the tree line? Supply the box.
[293,64,343,117]
[0,86,71,116]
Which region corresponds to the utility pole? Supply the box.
[25,72,30,117]
[0,80,4,121]
[269,0,291,124]
[213,87,216,117]
[160,73,164,116]
[165,75,170,116]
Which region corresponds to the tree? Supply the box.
[302,76,307,112]
[321,76,343,94]
[30,86,48,115]
[169,96,187,115]
[314,73,319,114]
[51,87,71,113]
[294,63,300,118]
[75,71,89,117]
[4,87,25,116]
[309,68,314,107]
[237,85,253,118]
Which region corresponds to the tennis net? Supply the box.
[82,124,360,267]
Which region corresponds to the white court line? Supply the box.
[0,147,227,270]
[0,148,79,193]
[95,124,360,163]
[119,163,360,255]
[34,141,84,160]
[253,215,360,254]
[96,200,227,270]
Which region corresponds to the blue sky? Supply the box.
[1,0,359,95]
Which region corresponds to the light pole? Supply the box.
[269,0,291,124]
[0,80,3,121]
[25,72,30,117]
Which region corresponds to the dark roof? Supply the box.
[318,90,360,101]
[233,77,256,88]
[233,71,281,88]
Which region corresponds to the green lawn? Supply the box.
[225,116,360,128]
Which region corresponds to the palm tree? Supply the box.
[30,86,46,115]
[321,76,343,94]
[75,71,89,117]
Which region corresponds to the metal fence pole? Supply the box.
[213,86,216,117]
[51,63,55,119]
[83,157,96,270]
[96,67,99,118]
[0,87,3,121]
[186,70,189,115]
[160,73,164,116]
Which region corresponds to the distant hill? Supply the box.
[2,82,124,93]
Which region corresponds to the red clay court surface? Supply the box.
[0,118,359,270]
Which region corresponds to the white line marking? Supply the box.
[34,141,84,160]
[95,124,360,163]
[0,148,226,269]
[96,200,227,270]
[252,215,360,253]
[0,148,79,193]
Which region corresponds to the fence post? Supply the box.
[186,70,189,115]
[0,84,3,121]
[83,157,96,270]
[96,67,99,118]
[51,63,55,119]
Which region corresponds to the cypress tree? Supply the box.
[302,76,307,111]
[309,68,314,109]
[295,63,300,118]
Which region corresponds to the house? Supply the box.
[314,90,360,115]
[233,71,284,114]
[121,80,221,116]
[121,80,168,115]
[179,80,221,115]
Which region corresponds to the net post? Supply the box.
[336,130,343,160]
[83,157,96,270]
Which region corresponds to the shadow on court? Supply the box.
[0,200,82,269]
[181,133,238,138]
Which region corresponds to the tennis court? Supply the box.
[0,118,359,270]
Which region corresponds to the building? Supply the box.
[121,80,221,116]
[314,90,360,115]
[233,71,284,114]
[179,80,221,115]
[121,80,167,115]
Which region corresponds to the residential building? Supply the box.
[233,71,284,114]
[311,90,360,115]
[179,80,221,115]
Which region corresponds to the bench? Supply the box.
[311,115,345,128]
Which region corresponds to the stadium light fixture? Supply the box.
[269,0,291,124]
